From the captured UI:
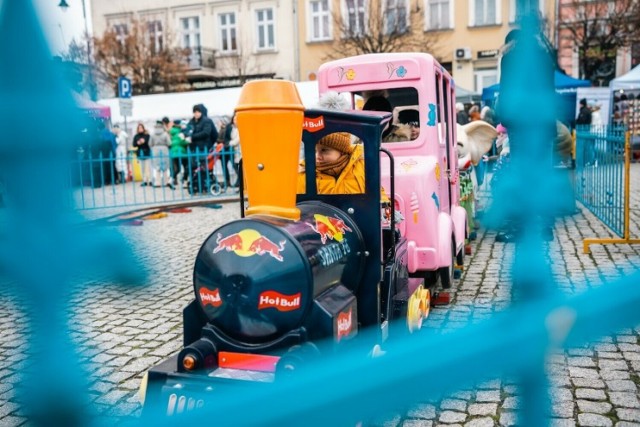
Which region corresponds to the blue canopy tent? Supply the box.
[482,71,591,126]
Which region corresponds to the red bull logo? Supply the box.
[302,116,324,132]
[307,214,352,244]
[199,287,222,307]
[336,308,353,341]
[258,290,302,312]
[212,229,286,262]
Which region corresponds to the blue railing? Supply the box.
[574,125,626,237]
[69,148,240,209]
[2,2,640,427]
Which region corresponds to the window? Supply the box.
[345,0,366,36]
[180,17,200,50]
[148,20,163,53]
[308,0,331,41]
[509,0,542,23]
[426,0,451,30]
[474,69,498,92]
[471,0,497,26]
[256,8,275,50]
[219,13,237,53]
[113,23,128,45]
[385,0,408,34]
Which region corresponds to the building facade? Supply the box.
[557,0,640,86]
[296,0,556,95]
[91,0,298,91]
[91,0,557,96]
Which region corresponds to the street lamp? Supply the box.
[58,0,97,101]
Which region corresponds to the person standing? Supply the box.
[187,104,217,190]
[228,114,241,188]
[576,98,592,126]
[133,123,152,187]
[113,124,129,184]
[169,119,189,187]
[221,117,235,188]
[149,120,172,189]
[456,103,470,125]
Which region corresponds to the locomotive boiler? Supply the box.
[184,201,365,371]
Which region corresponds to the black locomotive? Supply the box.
[141,81,440,417]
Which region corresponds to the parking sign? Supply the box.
[118,76,132,98]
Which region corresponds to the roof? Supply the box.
[610,64,640,90]
[99,81,321,124]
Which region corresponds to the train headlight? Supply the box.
[182,354,197,371]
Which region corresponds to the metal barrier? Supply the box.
[574,125,640,252]
[69,148,239,209]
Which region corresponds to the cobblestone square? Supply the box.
[1,166,640,427]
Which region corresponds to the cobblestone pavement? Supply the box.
[1,166,640,426]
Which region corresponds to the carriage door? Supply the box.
[435,72,451,213]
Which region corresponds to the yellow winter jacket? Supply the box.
[297,145,365,194]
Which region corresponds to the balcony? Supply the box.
[185,47,216,70]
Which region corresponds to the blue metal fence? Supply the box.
[574,125,626,237]
[2,2,640,427]
[69,148,239,209]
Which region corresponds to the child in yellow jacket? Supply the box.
[297,132,365,194]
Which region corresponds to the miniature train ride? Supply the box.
[140,58,468,417]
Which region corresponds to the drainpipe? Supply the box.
[292,0,300,81]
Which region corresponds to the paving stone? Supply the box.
[609,392,640,408]
[439,411,467,424]
[553,401,576,418]
[402,421,433,427]
[617,409,640,422]
[550,419,576,427]
[440,399,467,412]
[406,404,436,419]
[498,412,517,427]
[575,389,607,400]
[606,380,637,392]
[468,403,497,416]
[464,418,494,427]
[576,400,612,414]
[572,378,606,389]
[577,413,613,427]
[475,390,500,403]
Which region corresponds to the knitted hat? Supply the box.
[318,132,354,154]
[398,109,419,125]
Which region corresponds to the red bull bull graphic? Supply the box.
[199,287,223,308]
[212,229,286,262]
[258,290,302,312]
[336,308,354,341]
[306,214,352,244]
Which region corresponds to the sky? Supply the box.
[32,0,93,56]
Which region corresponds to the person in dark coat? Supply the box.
[187,104,218,191]
[576,98,592,126]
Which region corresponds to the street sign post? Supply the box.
[118,77,132,99]
[118,76,133,131]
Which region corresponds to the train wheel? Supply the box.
[406,290,423,332]
[438,240,455,289]
[420,288,431,320]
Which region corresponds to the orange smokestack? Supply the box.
[235,80,305,220]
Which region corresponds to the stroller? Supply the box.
[188,145,223,196]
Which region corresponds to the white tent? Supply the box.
[100,81,321,125]
[610,64,640,90]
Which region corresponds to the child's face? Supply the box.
[315,144,342,164]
